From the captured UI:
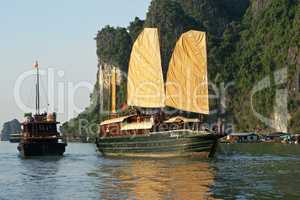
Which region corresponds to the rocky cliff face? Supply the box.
[0,119,21,141]
[250,0,272,17]
[229,0,300,132]
[62,0,300,136]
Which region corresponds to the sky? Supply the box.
[0,0,151,127]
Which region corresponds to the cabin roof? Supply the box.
[22,121,59,125]
[267,132,291,137]
[164,116,200,123]
[120,121,154,131]
[100,115,135,126]
[229,132,257,137]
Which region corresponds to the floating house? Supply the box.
[226,133,259,143]
[292,134,300,144]
[265,132,292,143]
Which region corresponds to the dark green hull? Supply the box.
[17,142,67,157]
[96,130,220,158]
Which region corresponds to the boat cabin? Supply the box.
[21,113,60,142]
[99,115,202,138]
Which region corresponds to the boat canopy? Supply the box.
[228,132,257,137]
[121,121,154,131]
[164,116,200,124]
[165,31,209,114]
[100,115,134,126]
[127,28,165,108]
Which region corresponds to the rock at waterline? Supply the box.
[0,119,21,141]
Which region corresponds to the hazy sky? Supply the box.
[0,0,151,127]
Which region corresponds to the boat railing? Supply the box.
[22,135,63,140]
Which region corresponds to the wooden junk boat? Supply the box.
[96,28,222,158]
[17,61,67,157]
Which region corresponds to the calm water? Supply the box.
[0,142,300,200]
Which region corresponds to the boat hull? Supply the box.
[96,130,220,158]
[17,142,67,157]
[9,139,21,143]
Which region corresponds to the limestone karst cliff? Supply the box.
[61,0,300,138]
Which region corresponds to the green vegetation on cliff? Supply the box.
[61,0,300,140]
[96,26,132,72]
[228,0,300,131]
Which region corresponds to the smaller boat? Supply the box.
[9,133,21,143]
[17,61,67,157]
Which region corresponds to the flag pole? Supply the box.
[34,61,40,114]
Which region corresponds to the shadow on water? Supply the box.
[212,144,300,200]
[219,143,300,157]
[90,156,217,200]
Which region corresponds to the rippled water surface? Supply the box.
[0,142,299,200]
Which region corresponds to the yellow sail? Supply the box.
[165,31,209,114]
[127,28,165,108]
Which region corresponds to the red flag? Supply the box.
[120,103,128,112]
[33,61,39,68]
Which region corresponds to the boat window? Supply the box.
[39,125,44,131]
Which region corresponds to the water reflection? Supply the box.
[2,143,300,200]
[95,158,216,200]
[19,157,62,200]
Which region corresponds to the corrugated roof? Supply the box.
[164,116,200,123]
[100,115,134,126]
[229,133,257,136]
[121,121,153,131]
[267,132,290,137]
